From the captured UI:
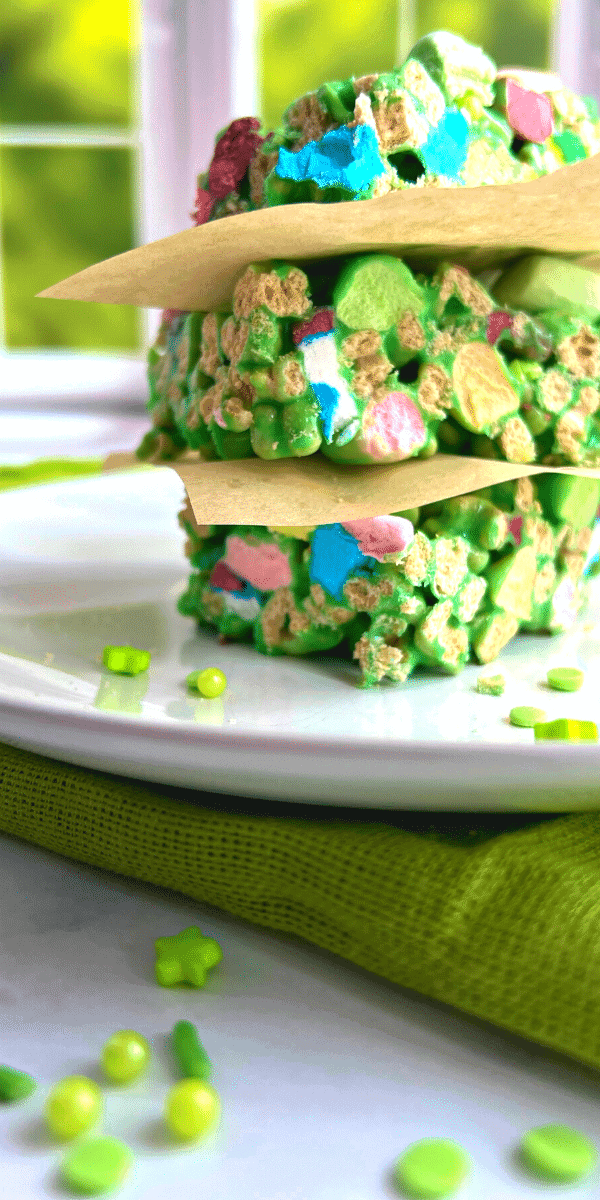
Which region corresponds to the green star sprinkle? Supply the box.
[393,1138,471,1199]
[155,926,223,988]
[546,666,584,692]
[521,1123,596,1183]
[0,1064,36,1103]
[102,645,151,676]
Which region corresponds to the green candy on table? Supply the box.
[101,1029,150,1084]
[154,925,223,987]
[509,706,547,729]
[393,1138,471,1199]
[547,666,584,692]
[0,1064,36,1102]
[534,718,598,742]
[164,1079,221,1142]
[45,1076,102,1140]
[520,1123,596,1183]
[61,1137,133,1195]
[171,1020,212,1081]
[101,645,151,677]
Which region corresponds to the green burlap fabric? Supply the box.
[2,739,600,1071]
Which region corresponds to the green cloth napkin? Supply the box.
[2,739,600,1071]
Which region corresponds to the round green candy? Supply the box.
[61,1137,133,1195]
[509,705,547,729]
[0,1064,36,1102]
[187,667,227,699]
[521,1123,596,1182]
[164,1079,221,1142]
[547,666,584,692]
[101,1029,150,1084]
[45,1076,102,1140]
[393,1138,470,1199]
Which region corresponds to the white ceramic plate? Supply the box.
[1,468,600,809]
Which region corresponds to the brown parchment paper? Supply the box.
[104,452,600,525]
[40,153,600,312]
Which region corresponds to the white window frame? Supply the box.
[0,0,258,409]
[0,0,594,410]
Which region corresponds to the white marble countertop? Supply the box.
[1,835,600,1200]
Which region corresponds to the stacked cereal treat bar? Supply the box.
[137,31,600,685]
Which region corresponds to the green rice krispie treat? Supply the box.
[140,255,600,469]
[176,474,600,687]
[190,31,600,222]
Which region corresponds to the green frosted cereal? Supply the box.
[0,1064,36,1103]
[509,705,547,728]
[61,1137,133,1195]
[547,666,584,691]
[393,1137,471,1199]
[521,1124,596,1182]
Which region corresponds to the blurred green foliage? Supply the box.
[1,146,139,350]
[0,0,134,125]
[0,0,555,352]
[0,0,137,351]
[260,0,554,130]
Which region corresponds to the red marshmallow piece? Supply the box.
[504,78,553,144]
[292,308,336,344]
[486,311,513,345]
[209,560,245,593]
[208,117,264,200]
[192,188,214,226]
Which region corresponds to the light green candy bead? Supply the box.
[521,1123,597,1182]
[187,668,227,698]
[45,1076,102,1140]
[393,1138,471,1199]
[61,1136,133,1195]
[101,1030,150,1084]
[164,1079,221,1142]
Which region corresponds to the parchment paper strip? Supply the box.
[40,153,600,312]
[104,452,600,525]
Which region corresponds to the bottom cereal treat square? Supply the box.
[176,475,600,687]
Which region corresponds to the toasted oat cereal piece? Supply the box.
[476,673,505,696]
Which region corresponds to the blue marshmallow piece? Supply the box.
[310,524,375,599]
[275,124,386,198]
[420,107,470,180]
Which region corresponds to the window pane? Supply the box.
[415,0,555,70]
[259,0,399,131]
[1,145,139,350]
[0,0,134,126]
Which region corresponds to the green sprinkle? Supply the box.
[521,1124,596,1183]
[476,673,505,696]
[393,1138,470,1199]
[0,1064,36,1103]
[61,1137,133,1195]
[547,666,584,692]
[171,1020,212,1080]
[186,667,227,698]
[534,718,598,742]
[509,705,547,729]
[102,645,151,676]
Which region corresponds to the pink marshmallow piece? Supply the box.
[342,515,415,561]
[224,535,293,591]
[505,78,553,144]
[363,391,426,461]
[487,311,513,345]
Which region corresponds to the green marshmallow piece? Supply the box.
[333,254,425,331]
[583,94,599,122]
[317,79,355,121]
[536,475,600,528]
[394,1138,471,1199]
[551,129,587,164]
[547,666,584,692]
[171,1020,212,1081]
[509,705,547,728]
[493,255,600,322]
[101,645,150,676]
[521,1124,597,1183]
[408,31,496,105]
[61,1137,133,1195]
[0,1064,36,1103]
